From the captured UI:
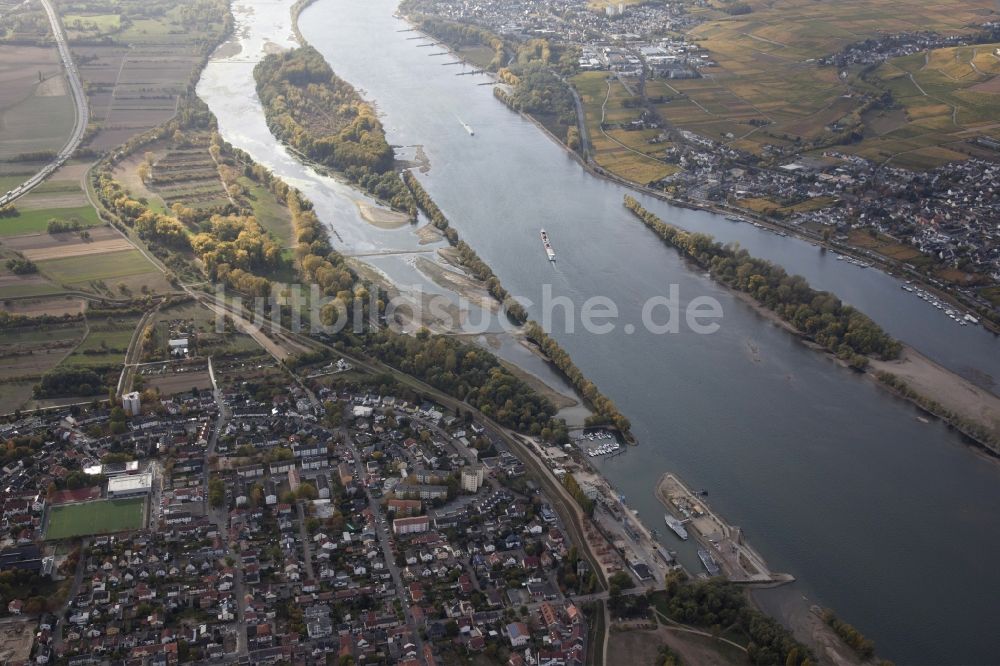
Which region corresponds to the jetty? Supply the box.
[656,473,794,585]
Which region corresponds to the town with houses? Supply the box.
[408,0,1000,311]
[0,347,670,666]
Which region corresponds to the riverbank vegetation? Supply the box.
[402,169,629,436]
[411,16,505,70]
[366,329,568,439]
[494,46,579,128]
[402,6,580,144]
[253,46,416,217]
[821,608,876,660]
[624,196,901,366]
[401,171,528,324]
[525,322,632,435]
[652,576,813,666]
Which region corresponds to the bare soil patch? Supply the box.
[147,369,213,395]
[0,618,35,664]
[36,73,67,97]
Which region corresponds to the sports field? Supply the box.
[45,497,146,539]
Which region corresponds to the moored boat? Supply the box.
[664,514,689,541]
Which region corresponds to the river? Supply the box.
[199,1,1000,662]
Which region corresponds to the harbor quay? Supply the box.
[657,473,795,585]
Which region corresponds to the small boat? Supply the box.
[540,228,556,261]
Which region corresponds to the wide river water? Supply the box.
[200,1,1000,662]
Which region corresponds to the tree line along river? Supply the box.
[198,0,1000,662]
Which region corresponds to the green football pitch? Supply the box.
[45,497,146,539]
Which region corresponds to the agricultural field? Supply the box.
[45,496,146,539]
[74,43,202,152]
[36,247,168,294]
[849,43,1000,168]
[0,318,88,413]
[0,44,74,161]
[659,0,1000,166]
[146,142,231,210]
[66,0,228,153]
[572,71,678,184]
[0,205,100,237]
[0,222,172,297]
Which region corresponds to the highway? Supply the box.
[0,0,89,207]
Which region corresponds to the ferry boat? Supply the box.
[664,514,689,541]
[540,229,556,261]
[698,549,720,576]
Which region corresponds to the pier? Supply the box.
[656,474,793,585]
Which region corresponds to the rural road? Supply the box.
[0,0,89,207]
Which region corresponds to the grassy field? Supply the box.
[45,497,146,539]
[36,249,152,283]
[0,205,100,236]
[649,0,1000,167]
[61,314,141,368]
[240,178,293,246]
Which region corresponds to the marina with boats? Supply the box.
[900,282,980,326]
